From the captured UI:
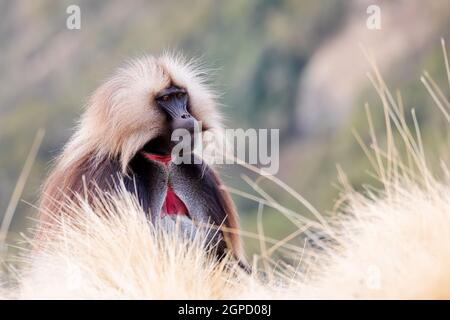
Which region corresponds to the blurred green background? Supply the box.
[0,0,449,258]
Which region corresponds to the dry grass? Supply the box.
[17,192,251,299]
[9,177,450,299]
[1,40,450,299]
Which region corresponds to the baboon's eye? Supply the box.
[177,92,185,99]
[161,95,169,101]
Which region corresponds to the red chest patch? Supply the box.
[143,153,188,217]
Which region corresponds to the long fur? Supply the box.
[37,53,243,259]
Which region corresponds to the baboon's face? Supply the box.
[142,85,201,155]
[84,55,221,167]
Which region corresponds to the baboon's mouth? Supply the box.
[141,135,172,156]
[140,125,209,156]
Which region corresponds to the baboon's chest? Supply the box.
[143,153,188,217]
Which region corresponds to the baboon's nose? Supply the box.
[171,113,197,134]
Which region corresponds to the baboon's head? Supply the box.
[72,54,221,172]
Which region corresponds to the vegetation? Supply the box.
[3,42,449,298]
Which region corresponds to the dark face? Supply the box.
[155,86,197,134]
[142,86,199,155]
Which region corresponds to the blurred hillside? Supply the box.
[0,0,449,255]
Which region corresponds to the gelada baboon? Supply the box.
[38,54,247,268]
